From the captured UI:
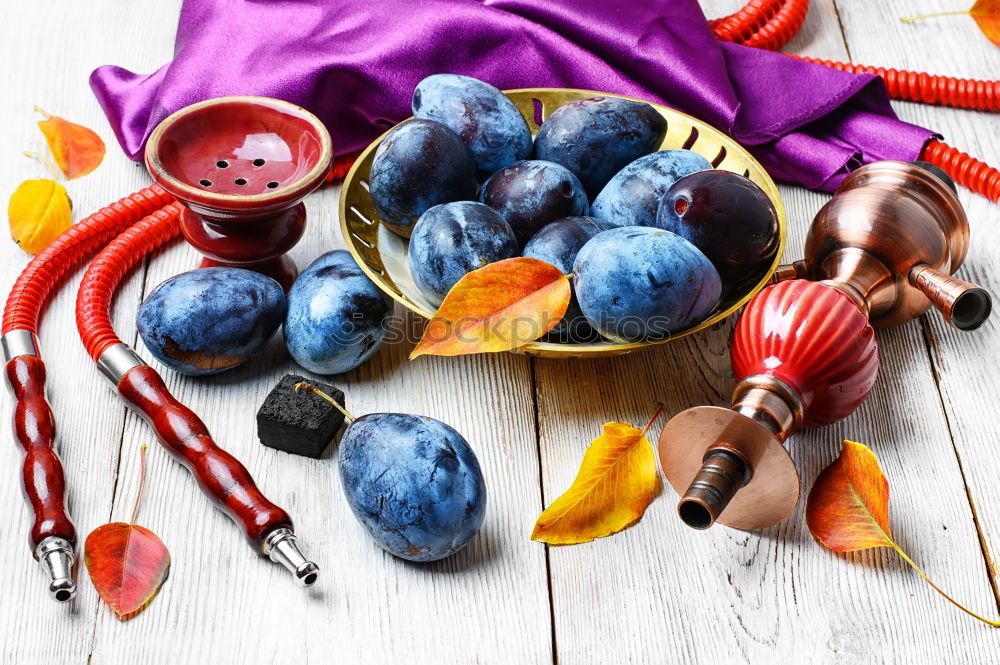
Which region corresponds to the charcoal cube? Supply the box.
[257,374,346,458]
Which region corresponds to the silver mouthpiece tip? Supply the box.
[35,537,77,602]
[264,527,319,587]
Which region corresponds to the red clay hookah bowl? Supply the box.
[144,96,333,289]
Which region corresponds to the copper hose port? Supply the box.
[910,264,992,331]
[677,448,751,529]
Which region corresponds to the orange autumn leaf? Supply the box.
[84,444,170,621]
[36,107,105,180]
[806,440,999,627]
[806,439,893,552]
[532,410,661,546]
[410,257,571,358]
[8,178,72,254]
[972,0,1000,45]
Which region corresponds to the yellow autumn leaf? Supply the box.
[8,179,72,254]
[532,416,660,545]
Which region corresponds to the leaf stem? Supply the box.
[900,10,969,23]
[295,381,355,422]
[23,151,60,181]
[891,544,1000,627]
[130,443,148,525]
[641,403,665,436]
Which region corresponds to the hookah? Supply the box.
[659,160,992,530]
[4,1,998,601]
[3,97,340,600]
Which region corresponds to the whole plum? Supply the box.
[368,119,477,236]
[534,96,666,198]
[339,413,487,562]
[408,201,519,307]
[591,150,711,228]
[655,170,780,283]
[479,160,589,246]
[412,74,532,177]
[522,216,614,342]
[284,250,394,375]
[137,267,285,376]
[573,227,722,342]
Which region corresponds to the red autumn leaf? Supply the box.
[84,523,170,620]
[84,444,170,621]
[971,0,1000,45]
[409,257,572,358]
[806,440,999,626]
[35,107,105,180]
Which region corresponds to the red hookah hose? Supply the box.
[2,186,174,590]
[711,0,1000,202]
[709,0,784,42]
[75,206,295,548]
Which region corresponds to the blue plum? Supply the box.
[284,250,394,375]
[655,170,780,284]
[408,201,519,307]
[137,267,285,376]
[339,413,487,562]
[534,96,667,198]
[591,150,711,228]
[368,119,477,236]
[412,74,532,177]
[479,160,589,246]
[573,227,722,342]
[522,216,614,342]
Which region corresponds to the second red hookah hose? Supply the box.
[711,0,1000,202]
[74,206,316,582]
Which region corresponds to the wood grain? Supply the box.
[2,0,1000,663]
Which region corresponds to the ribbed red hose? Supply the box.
[711,0,999,202]
[740,0,809,51]
[3,186,174,335]
[76,203,183,360]
[923,139,1000,203]
[709,0,784,43]
[710,0,999,112]
[792,56,999,112]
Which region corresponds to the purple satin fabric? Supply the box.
[90,0,935,191]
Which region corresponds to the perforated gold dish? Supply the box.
[339,88,787,359]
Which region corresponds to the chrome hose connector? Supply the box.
[1,329,40,363]
[35,536,76,602]
[263,527,319,587]
[96,343,146,385]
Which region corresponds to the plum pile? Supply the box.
[369,74,782,344]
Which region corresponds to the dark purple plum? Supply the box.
[479,160,589,246]
[522,216,614,342]
[656,170,780,284]
[284,251,394,375]
[573,227,722,342]
[591,150,711,228]
[339,412,487,562]
[412,74,532,177]
[137,267,285,376]
[368,119,477,236]
[408,201,519,306]
[534,96,666,198]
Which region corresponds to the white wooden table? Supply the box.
[2,1,998,663]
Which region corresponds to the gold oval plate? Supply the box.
[339,88,787,359]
